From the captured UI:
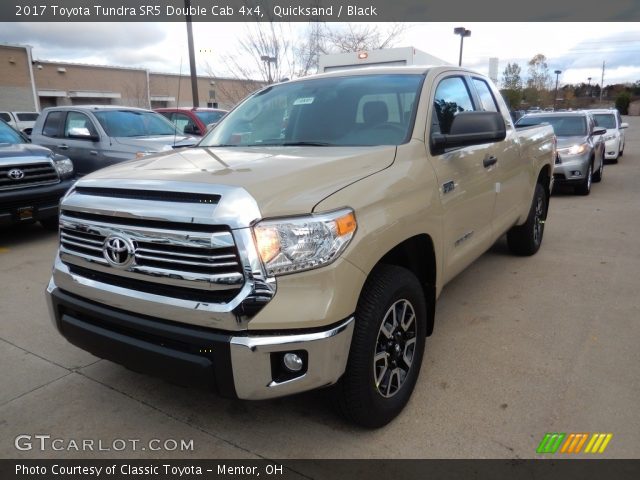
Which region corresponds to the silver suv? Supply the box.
[31,106,197,177]
[516,111,606,195]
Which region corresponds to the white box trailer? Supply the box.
[318,47,450,73]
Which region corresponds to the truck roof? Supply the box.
[281,65,478,85]
[41,105,154,113]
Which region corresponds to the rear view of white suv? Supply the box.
[590,109,628,163]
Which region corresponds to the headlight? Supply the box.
[253,209,357,276]
[53,158,74,176]
[559,143,588,155]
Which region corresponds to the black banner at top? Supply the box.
[2,0,640,22]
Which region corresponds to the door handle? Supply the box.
[90,150,98,155]
[483,155,498,168]
[58,144,69,150]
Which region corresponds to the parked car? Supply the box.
[46,66,555,427]
[589,109,628,163]
[155,107,228,137]
[0,111,39,137]
[516,111,606,195]
[31,106,198,177]
[0,119,74,229]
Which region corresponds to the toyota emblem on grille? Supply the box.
[103,235,134,268]
[8,169,25,180]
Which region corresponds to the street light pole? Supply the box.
[453,27,471,67]
[260,55,277,84]
[587,77,592,98]
[553,70,562,111]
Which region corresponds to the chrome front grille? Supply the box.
[0,161,59,190]
[59,210,245,303]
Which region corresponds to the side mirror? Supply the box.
[620,122,629,129]
[592,127,607,136]
[431,111,506,154]
[68,127,99,142]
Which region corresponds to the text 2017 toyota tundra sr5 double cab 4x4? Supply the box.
[46,67,555,427]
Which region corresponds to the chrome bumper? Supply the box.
[230,317,354,399]
[46,281,354,400]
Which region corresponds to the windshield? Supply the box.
[517,115,587,137]
[195,110,226,125]
[0,121,25,144]
[93,110,177,137]
[201,74,423,147]
[593,113,616,129]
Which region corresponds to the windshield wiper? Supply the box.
[279,141,334,146]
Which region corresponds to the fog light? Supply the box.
[283,353,304,372]
[572,171,581,176]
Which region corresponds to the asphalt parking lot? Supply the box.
[1,117,639,460]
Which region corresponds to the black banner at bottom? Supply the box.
[2,459,640,480]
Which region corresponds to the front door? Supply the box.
[426,74,497,283]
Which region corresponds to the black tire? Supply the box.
[334,264,427,428]
[507,183,547,256]
[592,156,604,183]
[575,163,592,196]
[40,217,59,232]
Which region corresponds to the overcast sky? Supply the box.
[2,22,639,87]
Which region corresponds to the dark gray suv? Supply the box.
[31,106,198,177]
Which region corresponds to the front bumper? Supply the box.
[46,284,354,400]
[553,153,591,184]
[603,137,621,159]
[0,178,75,225]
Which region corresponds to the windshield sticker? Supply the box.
[293,97,315,105]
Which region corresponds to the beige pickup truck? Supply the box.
[46,66,555,427]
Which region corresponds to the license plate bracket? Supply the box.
[17,206,35,221]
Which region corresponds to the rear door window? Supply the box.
[472,78,499,112]
[0,113,11,122]
[16,113,39,121]
[42,111,66,137]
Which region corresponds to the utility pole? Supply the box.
[599,61,605,104]
[185,0,199,107]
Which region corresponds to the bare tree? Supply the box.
[200,22,406,106]
[527,54,551,91]
[320,23,406,54]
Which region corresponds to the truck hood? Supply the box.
[84,145,396,217]
[556,136,589,149]
[0,142,53,162]
[113,135,198,151]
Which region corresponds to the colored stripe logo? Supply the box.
[537,433,613,454]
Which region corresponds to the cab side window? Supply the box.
[64,112,98,138]
[432,77,475,135]
[172,113,198,135]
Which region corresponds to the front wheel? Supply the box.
[507,183,548,256]
[333,264,426,428]
[593,156,604,182]
[575,163,592,195]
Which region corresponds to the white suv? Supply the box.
[590,109,628,163]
